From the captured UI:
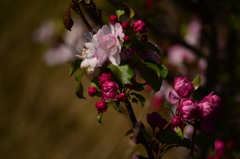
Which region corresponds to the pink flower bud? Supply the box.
[196,93,221,121]
[122,22,130,30]
[118,92,127,102]
[227,141,235,149]
[215,139,226,156]
[123,36,130,43]
[109,15,118,24]
[132,20,147,33]
[101,81,119,101]
[177,98,197,119]
[95,100,107,114]
[200,120,216,135]
[173,77,194,98]
[88,86,98,97]
[171,115,185,130]
[98,73,111,85]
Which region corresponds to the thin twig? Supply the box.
[71,2,95,33]
[98,7,102,27]
[189,121,197,159]
[124,100,154,159]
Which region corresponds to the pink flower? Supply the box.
[121,22,130,30]
[96,23,124,66]
[200,120,216,135]
[172,115,185,130]
[215,139,226,156]
[88,86,98,97]
[118,92,127,102]
[101,81,119,101]
[109,15,118,24]
[174,77,194,98]
[98,73,112,85]
[95,100,107,114]
[79,23,124,73]
[177,98,197,120]
[169,89,180,104]
[132,20,147,33]
[196,92,221,121]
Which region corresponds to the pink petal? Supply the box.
[169,89,180,104]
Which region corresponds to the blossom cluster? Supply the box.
[88,73,128,114]
[169,76,221,135]
[77,14,160,74]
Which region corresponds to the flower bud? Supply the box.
[98,73,111,85]
[173,77,194,98]
[88,86,98,97]
[118,92,127,102]
[227,141,235,149]
[200,120,216,135]
[196,93,221,121]
[177,98,197,120]
[95,100,107,114]
[123,36,130,43]
[122,22,130,30]
[101,81,119,101]
[110,15,118,24]
[132,20,147,33]
[171,115,185,130]
[214,139,226,156]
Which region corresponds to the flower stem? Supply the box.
[189,121,197,159]
[124,100,154,159]
[71,2,95,34]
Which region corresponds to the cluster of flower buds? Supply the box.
[88,73,127,114]
[169,76,221,135]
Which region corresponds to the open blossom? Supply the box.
[78,23,124,73]
[177,98,197,120]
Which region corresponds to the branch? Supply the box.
[189,121,197,159]
[124,100,154,159]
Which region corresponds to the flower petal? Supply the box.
[169,89,180,104]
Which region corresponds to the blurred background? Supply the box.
[0,0,240,158]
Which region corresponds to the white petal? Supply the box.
[109,53,120,66]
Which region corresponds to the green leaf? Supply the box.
[127,55,162,93]
[131,43,147,53]
[122,3,135,19]
[175,127,184,140]
[133,82,147,91]
[116,5,125,20]
[76,82,86,99]
[132,97,138,104]
[70,59,82,76]
[75,71,86,99]
[215,119,231,140]
[131,92,146,107]
[157,126,183,144]
[142,42,161,56]
[97,113,103,124]
[192,74,201,90]
[163,102,171,109]
[114,101,122,113]
[90,76,101,91]
[159,64,168,78]
[108,64,134,85]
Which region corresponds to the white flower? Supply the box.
[79,23,124,73]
